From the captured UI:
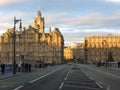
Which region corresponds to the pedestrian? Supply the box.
[105,62,107,68]
[28,63,31,72]
[1,63,5,74]
[21,62,24,72]
[25,63,28,72]
[118,62,120,68]
[18,63,21,72]
[15,63,18,72]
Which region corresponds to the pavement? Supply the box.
[0,64,119,80]
[88,64,120,71]
[0,66,52,80]
[0,64,119,90]
[105,67,120,71]
[0,65,66,90]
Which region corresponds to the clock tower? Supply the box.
[34,10,44,33]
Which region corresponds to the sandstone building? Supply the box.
[64,42,85,62]
[0,10,64,64]
[85,35,120,63]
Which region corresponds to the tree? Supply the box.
[107,51,114,62]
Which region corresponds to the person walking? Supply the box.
[1,63,5,74]
[18,63,21,72]
[118,62,120,68]
[28,63,31,72]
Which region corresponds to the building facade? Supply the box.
[64,47,73,61]
[85,35,120,63]
[0,10,64,64]
[64,42,85,62]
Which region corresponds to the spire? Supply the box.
[38,10,41,16]
[34,10,45,33]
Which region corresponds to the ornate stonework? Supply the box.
[0,10,64,64]
[64,42,85,62]
[85,35,120,63]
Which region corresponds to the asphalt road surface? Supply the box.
[16,64,104,90]
[80,64,120,90]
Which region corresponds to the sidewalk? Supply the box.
[104,66,120,71]
[0,71,27,80]
[89,64,120,71]
[0,67,39,80]
[0,65,58,80]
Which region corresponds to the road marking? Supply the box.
[64,84,100,89]
[66,80,95,85]
[89,76,94,80]
[84,65,120,79]
[13,66,66,90]
[64,77,67,81]
[95,82,103,89]
[64,68,71,81]
[59,82,64,89]
[13,85,24,90]
[86,74,89,76]
[66,69,70,77]
[68,69,71,74]
[29,66,65,83]
[67,74,68,77]
[107,86,111,90]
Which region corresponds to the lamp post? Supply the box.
[13,17,22,74]
[84,39,87,64]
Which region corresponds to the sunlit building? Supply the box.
[85,35,120,63]
[64,42,85,62]
[64,46,73,61]
[0,10,64,64]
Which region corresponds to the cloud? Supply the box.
[0,0,32,6]
[44,11,120,30]
[105,0,120,3]
[63,28,120,45]
[0,11,34,32]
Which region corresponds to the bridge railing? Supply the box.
[107,62,118,68]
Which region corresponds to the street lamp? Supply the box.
[13,17,22,74]
[84,39,87,64]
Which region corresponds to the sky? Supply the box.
[0,0,120,45]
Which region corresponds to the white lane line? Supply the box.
[84,65,120,79]
[29,66,65,83]
[106,85,111,90]
[68,69,71,74]
[66,81,96,86]
[66,73,69,77]
[59,82,64,89]
[13,85,24,90]
[64,76,67,81]
[59,68,71,89]
[86,74,89,77]
[89,76,94,80]
[66,69,70,77]
[65,69,71,79]
[64,84,99,89]
[95,82,103,89]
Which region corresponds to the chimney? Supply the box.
[49,27,51,33]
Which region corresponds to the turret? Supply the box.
[34,10,44,33]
